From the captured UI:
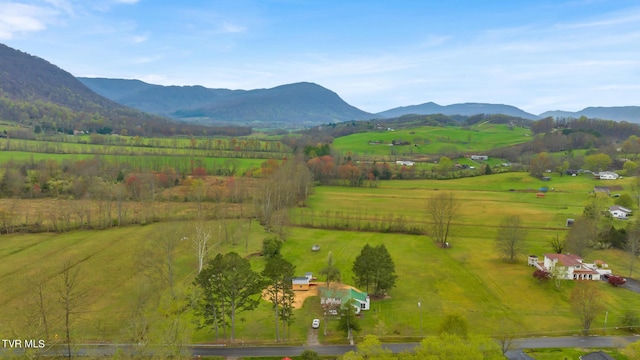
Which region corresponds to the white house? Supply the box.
[470,155,488,161]
[395,160,415,166]
[609,205,632,219]
[597,171,619,180]
[532,254,609,280]
[320,288,370,314]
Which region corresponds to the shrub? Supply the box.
[533,269,551,280]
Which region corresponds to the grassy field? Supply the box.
[1,171,638,346]
[332,124,532,157]
[0,220,312,343]
[286,173,640,341]
[0,150,267,175]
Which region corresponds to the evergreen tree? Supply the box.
[193,252,264,341]
[352,244,397,296]
[262,256,295,342]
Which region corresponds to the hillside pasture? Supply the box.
[332,124,532,158]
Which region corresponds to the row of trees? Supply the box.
[528,150,638,178]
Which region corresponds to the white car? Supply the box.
[312,318,320,329]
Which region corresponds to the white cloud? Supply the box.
[113,0,139,4]
[219,21,246,34]
[131,34,148,44]
[0,2,56,39]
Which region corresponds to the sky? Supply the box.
[2,0,640,115]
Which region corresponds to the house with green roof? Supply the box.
[319,287,370,314]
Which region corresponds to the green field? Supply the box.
[332,124,532,158]
[0,150,266,175]
[1,171,638,346]
[287,173,640,340]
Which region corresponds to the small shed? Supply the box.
[292,272,313,291]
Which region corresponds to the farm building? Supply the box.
[320,288,370,314]
[395,160,415,166]
[470,155,488,160]
[609,205,632,219]
[292,272,313,291]
[528,254,610,280]
[595,171,619,180]
[593,186,610,196]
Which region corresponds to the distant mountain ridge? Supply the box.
[539,106,640,123]
[5,40,638,129]
[375,102,540,120]
[79,78,373,127]
[0,43,238,136]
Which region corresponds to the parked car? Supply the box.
[312,318,320,329]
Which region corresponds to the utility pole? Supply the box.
[418,300,423,337]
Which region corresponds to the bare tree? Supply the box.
[192,223,212,274]
[570,281,604,335]
[495,215,528,262]
[565,217,595,257]
[319,251,341,289]
[425,192,460,247]
[18,271,55,343]
[549,234,565,254]
[626,220,640,277]
[140,226,187,298]
[57,260,89,359]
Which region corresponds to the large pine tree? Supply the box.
[352,244,397,297]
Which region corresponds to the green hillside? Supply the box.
[332,123,532,157]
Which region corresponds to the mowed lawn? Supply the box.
[288,173,640,339]
[332,124,532,157]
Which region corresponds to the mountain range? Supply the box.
[81,77,640,125]
[3,42,640,130]
[0,43,242,136]
[78,78,372,127]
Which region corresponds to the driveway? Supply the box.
[622,278,640,294]
[505,350,535,360]
[307,328,319,346]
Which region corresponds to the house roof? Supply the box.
[544,253,583,267]
[609,205,632,213]
[292,276,310,284]
[320,287,368,304]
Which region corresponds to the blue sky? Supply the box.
[2,0,640,115]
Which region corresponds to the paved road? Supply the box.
[7,335,639,358]
[622,278,640,293]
